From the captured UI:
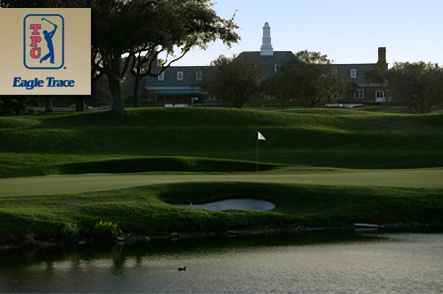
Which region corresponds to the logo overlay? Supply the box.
[24,14,64,70]
[0,8,90,95]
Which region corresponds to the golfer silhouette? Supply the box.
[40,18,57,64]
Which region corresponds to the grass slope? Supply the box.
[1,107,443,177]
[0,182,442,243]
[1,107,443,244]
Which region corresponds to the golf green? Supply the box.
[1,168,442,197]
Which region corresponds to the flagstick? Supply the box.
[256,131,266,173]
[256,137,259,173]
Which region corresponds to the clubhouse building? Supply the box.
[137,22,389,106]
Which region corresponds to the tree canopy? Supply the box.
[1,0,240,113]
[91,0,239,113]
[201,55,263,108]
[364,61,388,88]
[387,62,443,113]
[267,51,351,108]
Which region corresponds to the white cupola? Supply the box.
[260,22,273,56]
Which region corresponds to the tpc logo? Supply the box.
[23,14,64,70]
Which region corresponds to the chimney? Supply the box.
[378,47,386,64]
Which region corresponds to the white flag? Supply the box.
[258,131,266,141]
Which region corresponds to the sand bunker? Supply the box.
[177,199,275,211]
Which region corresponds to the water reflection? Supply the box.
[0,230,442,293]
[0,230,426,272]
[0,230,380,272]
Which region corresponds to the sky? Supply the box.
[173,0,443,67]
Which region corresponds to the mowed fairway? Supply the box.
[1,108,443,240]
[2,168,443,197]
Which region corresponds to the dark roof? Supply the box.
[145,51,296,89]
[145,65,210,90]
[144,53,381,92]
[235,51,296,79]
[329,63,377,87]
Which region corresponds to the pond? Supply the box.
[0,230,442,293]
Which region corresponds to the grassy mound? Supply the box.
[1,107,443,244]
[0,182,442,243]
[1,107,443,177]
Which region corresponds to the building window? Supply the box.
[354,89,365,99]
[350,69,357,78]
[376,90,385,98]
[376,90,390,98]
[376,90,391,102]
[158,72,164,81]
[376,90,385,102]
[196,71,202,80]
[177,71,184,81]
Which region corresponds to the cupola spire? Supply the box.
[260,22,273,56]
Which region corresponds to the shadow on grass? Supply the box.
[59,156,278,174]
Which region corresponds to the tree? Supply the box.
[364,62,388,88]
[2,0,239,114]
[364,61,389,102]
[295,50,330,64]
[387,62,443,113]
[0,96,35,116]
[267,51,350,108]
[263,55,298,109]
[92,0,239,113]
[201,55,263,108]
[128,51,157,108]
